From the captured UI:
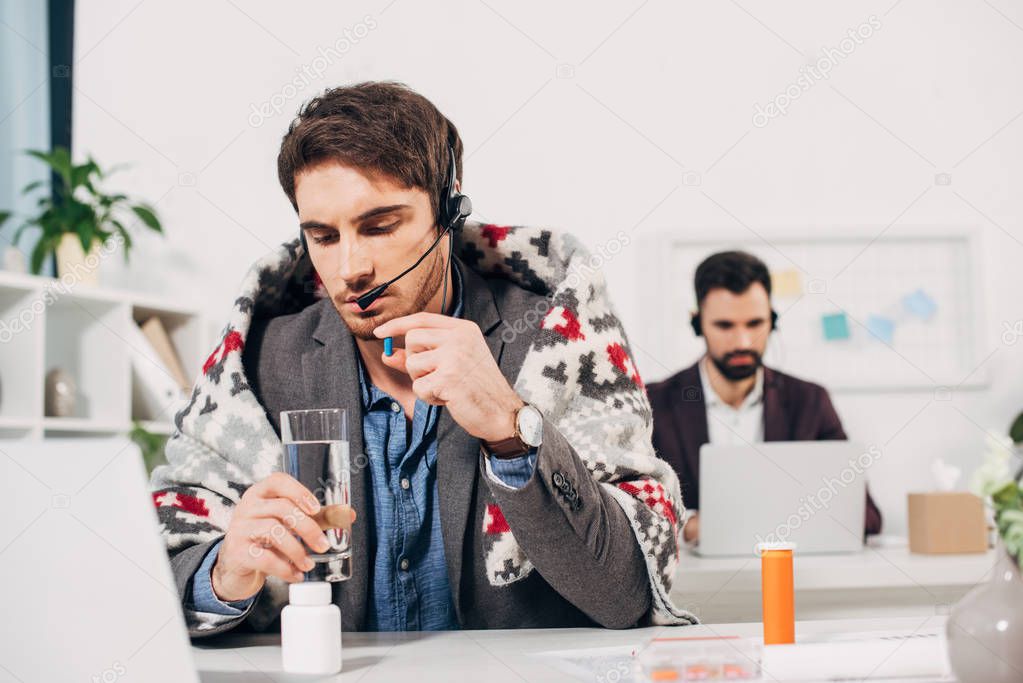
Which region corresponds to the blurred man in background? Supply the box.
[647,251,882,544]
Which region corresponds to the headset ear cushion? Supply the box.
[446,194,472,233]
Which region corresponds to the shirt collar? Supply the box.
[356,257,465,409]
[698,356,764,411]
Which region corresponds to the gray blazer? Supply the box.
[170,259,651,634]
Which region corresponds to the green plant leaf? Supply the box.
[15,218,36,239]
[75,221,94,253]
[29,237,52,275]
[999,509,1023,525]
[26,147,72,188]
[0,211,10,228]
[1010,413,1023,444]
[129,421,169,474]
[992,480,1021,509]
[1002,522,1023,551]
[20,179,45,194]
[99,193,128,207]
[25,148,58,167]
[51,146,71,174]
[131,204,162,232]
[12,221,32,245]
[15,150,163,270]
[30,212,55,238]
[70,160,99,191]
[111,219,133,260]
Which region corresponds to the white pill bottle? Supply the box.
[281,581,342,675]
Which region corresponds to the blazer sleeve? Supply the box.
[482,417,652,629]
[815,387,883,536]
[152,317,277,638]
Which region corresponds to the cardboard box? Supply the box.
[907,492,988,554]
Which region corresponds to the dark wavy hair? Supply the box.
[277,81,463,223]
[694,250,772,305]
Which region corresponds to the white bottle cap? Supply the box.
[755,541,797,555]
[289,581,332,606]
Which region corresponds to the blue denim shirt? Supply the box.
[359,340,459,629]
[188,260,538,629]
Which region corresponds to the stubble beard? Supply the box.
[338,248,446,341]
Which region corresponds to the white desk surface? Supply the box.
[677,542,996,592]
[673,541,996,623]
[192,615,951,682]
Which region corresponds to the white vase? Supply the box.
[947,542,1023,682]
[55,233,101,285]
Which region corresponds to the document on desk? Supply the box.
[531,645,641,681]
[762,628,952,681]
[532,628,952,682]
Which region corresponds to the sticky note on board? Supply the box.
[771,269,802,298]
[902,289,937,321]
[821,312,850,341]
[866,315,895,345]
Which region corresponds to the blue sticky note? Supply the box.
[903,289,937,321]
[821,312,850,341]
[866,315,895,344]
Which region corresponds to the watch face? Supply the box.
[517,405,544,447]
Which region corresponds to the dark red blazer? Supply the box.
[647,361,883,536]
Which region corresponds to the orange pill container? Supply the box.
[757,542,795,645]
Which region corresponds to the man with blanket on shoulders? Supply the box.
[150,81,697,635]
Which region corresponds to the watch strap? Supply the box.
[481,435,530,459]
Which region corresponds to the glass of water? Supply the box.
[280,408,351,582]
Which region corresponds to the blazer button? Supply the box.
[552,472,565,489]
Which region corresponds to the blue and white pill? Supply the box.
[383,336,393,357]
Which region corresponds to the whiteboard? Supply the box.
[637,227,988,391]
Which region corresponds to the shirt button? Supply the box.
[400,478,410,490]
[399,558,410,571]
[390,402,401,413]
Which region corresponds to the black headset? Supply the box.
[299,144,472,311]
[690,308,779,337]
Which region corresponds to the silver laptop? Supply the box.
[0,438,199,682]
[696,441,867,557]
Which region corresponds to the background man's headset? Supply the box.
[299,144,473,313]
[690,308,779,337]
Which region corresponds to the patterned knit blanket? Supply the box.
[150,221,697,628]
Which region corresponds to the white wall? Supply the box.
[71,0,1023,534]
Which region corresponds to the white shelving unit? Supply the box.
[0,269,208,440]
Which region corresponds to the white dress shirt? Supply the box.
[684,358,766,544]
[698,356,765,446]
